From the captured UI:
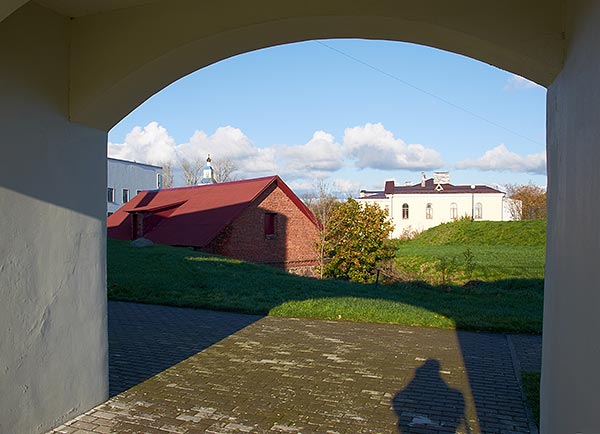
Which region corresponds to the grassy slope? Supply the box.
[394,220,546,282]
[108,237,543,333]
[407,219,546,246]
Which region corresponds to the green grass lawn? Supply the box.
[522,371,541,427]
[395,245,545,282]
[108,235,543,333]
[406,219,546,246]
[393,220,546,283]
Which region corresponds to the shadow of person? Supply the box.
[392,359,469,433]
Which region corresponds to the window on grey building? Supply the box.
[122,188,130,203]
[136,190,142,195]
[426,203,433,219]
[157,173,163,189]
[402,203,409,219]
[107,187,115,203]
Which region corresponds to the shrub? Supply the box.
[321,198,394,283]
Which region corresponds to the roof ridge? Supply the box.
[163,175,278,191]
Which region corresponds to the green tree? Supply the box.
[506,182,546,220]
[322,198,394,283]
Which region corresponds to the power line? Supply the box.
[315,40,543,146]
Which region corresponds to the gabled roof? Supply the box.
[360,178,503,198]
[107,176,320,246]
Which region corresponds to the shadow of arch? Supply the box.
[108,301,262,396]
[68,1,562,130]
[393,359,468,433]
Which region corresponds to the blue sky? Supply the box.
[108,39,547,195]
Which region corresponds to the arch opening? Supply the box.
[68,1,562,131]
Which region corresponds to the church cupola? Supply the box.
[199,154,217,184]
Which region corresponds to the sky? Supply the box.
[108,39,547,196]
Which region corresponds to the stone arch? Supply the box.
[68,0,564,131]
[11,2,600,433]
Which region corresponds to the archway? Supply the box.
[1,2,598,434]
[67,0,562,131]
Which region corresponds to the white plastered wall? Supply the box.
[0,4,108,434]
[3,0,600,432]
[542,1,600,432]
[67,0,564,131]
[389,193,505,236]
[362,193,505,237]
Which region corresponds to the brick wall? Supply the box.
[210,183,319,273]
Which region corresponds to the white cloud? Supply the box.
[286,179,315,193]
[331,178,361,197]
[177,126,278,175]
[241,147,279,175]
[504,74,542,92]
[108,123,279,179]
[178,127,255,161]
[108,122,177,164]
[286,178,360,198]
[108,121,445,189]
[455,144,546,174]
[343,123,443,171]
[275,131,345,178]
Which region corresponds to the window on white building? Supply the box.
[122,188,130,203]
[450,203,458,219]
[107,187,114,203]
[402,203,409,219]
[157,173,163,189]
[475,202,483,219]
[426,203,433,219]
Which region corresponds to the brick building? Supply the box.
[107,176,320,274]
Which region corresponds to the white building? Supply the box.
[107,158,162,215]
[358,172,517,238]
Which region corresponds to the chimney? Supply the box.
[421,172,427,188]
[384,180,395,195]
[433,171,450,185]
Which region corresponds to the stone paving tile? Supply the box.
[108,302,261,396]
[48,303,540,433]
[507,335,542,373]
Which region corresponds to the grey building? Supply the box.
[107,158,162,215]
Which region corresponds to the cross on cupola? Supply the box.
[199,154,217,184]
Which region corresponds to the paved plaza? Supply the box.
[49,302,541,434]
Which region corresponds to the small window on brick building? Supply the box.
[264,212,276,237]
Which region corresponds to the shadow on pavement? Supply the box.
[393,359,467,433]
[108,301,261,396]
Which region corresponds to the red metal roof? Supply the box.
[360,179,504,198]
[107,176,320,246]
